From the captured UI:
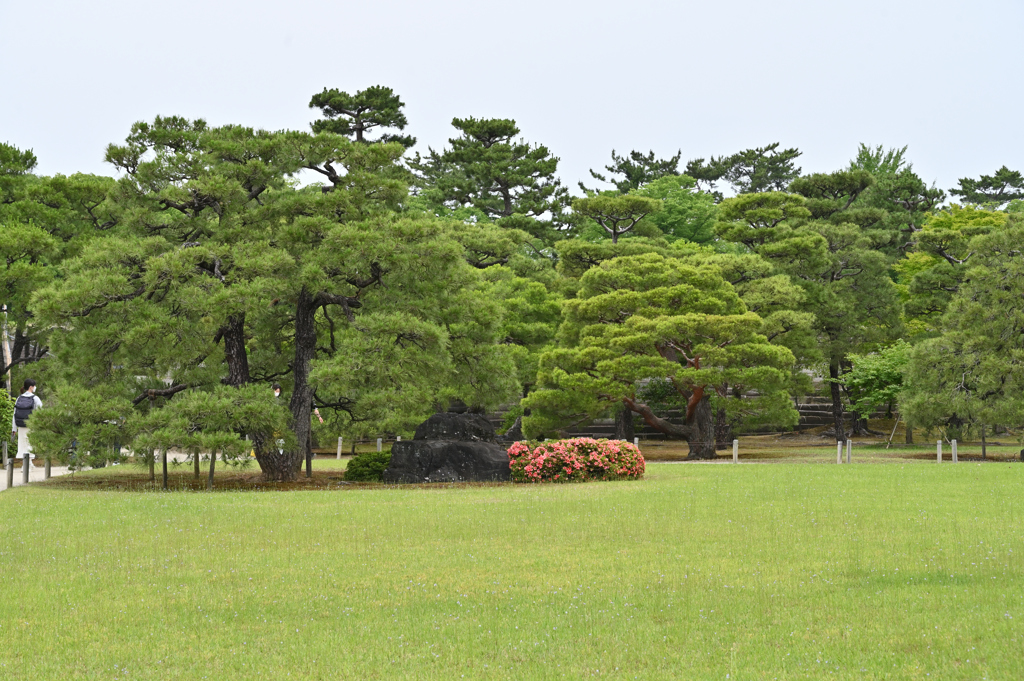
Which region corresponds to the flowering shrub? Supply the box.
[508,438,645,483]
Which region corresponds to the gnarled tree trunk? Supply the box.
[614,402,635,442]
[686,396,716,459]
[285,288,317,481]
[714,407,733,450]
[221,313,250,388]
[253,434,295,482]
[622,394,717,459]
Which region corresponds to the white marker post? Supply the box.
[397,436,401,442]
[952,439,958,463]
[732,439,738,464]
[376,438,382,452]
[937,440,942,463]
[633,437,639,447]
[22,454,29,484]
[837,441,843,464]
[336,437,343,460]
[846,439,852,464]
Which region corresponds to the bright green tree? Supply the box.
[717,172,903,440]
[524,252,798,457]
[847,144,945,253]
[898,206,1007,330]
[570,194,661,244]
[840,340,910,420]
[902,215,1024,439]
[0,142,117,380]
[633,175,718,244]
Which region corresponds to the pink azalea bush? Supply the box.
[507,438,645,483]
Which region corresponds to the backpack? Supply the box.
[13,395,35,428]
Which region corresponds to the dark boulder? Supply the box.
[384,412,510,483]
[414,412,496,443]
[500,415,525,442]
[383,440,510,483]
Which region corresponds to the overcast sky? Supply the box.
[2,0,1021,194]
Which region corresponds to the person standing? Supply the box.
[11,379,42,460]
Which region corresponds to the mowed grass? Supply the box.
[2,464,1023,679]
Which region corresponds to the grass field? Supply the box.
[2,460,1023,679]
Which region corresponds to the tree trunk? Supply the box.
[905,419,913,444]
[624,398,691,438]
[148,450,155,483]
[162,449,168,490]
[285,288,317,482]
[981,424,986,460]
[614,402,635,442]
[252,434,297,482]
[305,430,313,478]
[686,395,716,460]
[207,449,216,490]
[221,313,250,388]
[828,361,846,442]
[714,407,733,450]
[193,449,200,479]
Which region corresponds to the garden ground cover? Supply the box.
[1,462,1022,679]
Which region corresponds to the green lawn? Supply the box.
[2,463,1023,679]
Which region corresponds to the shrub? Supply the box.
[508,438,645,483]
[344,449,392,482]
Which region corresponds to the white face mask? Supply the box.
[274,390,280,397]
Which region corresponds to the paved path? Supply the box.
[0,459,76,491]
[0,450,202,492]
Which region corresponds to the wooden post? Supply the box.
[732,439,738,463]
[886,415,900,449]
[952,439,958,463]
[937,440,942,463]
[5,458,12,489]
[22,452,29,484]
[376,438,382,452]
[336,437,342,460]
[2,438,6,467]
[44,457,50,479]
[846,439,852,464]
[162,448,168,490]
[981,425,986,460]
[149,450,155,483]
[837,441,843,464]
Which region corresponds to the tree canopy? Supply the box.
[6,85,1024,467]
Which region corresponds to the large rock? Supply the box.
[500,415,525,442]
[383,440,510,483]
[413,412,496,443]
[383,413,510,483]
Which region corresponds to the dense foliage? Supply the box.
[3,82,1023,473]
[343,449,392,482]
